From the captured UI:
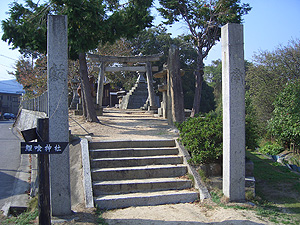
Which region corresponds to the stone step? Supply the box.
[94,189,199,209]
[90,147,179,159]
[93,178,193,195]
[91,164,187,181]
[89,139,176,150]
[91,155,183,168]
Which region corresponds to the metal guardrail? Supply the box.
[20,92,48,114]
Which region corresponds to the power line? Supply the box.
[0,63,14,69]
[0,54,17,61]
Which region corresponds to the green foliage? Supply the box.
[246,39,300,134]
[2,0,153,59]
[131,26,172,62]
[177,111,223,164]
[96,207,109,225]
[259,142,284,156]
[1,1,49,56]
[205,59,253,114]
[2,208,38,225]
[158,0,251,115]
[158,0,251,55]
[246,150,300,224]
[199,81,215,113]
[268,80,300,147]
[245,92,259,150]
[204,59,222,112]
[173,35,215,112]
[131,29,215,112]
[177,104,259,163]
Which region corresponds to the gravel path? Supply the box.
[69,108,179,141]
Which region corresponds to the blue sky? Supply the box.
[0,0,300,81]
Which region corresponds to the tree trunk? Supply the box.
[191,50,204,117]
[78,52,99,122]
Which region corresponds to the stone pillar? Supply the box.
[222,23,245,202]
[145,62,157,109]
[96,62,105,106]
[167,45,185,124]
[47,15,72,215]
[69,79,80,109]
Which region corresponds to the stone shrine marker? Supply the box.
[222,23,245,201]
[47,15,71,216]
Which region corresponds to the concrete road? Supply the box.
[0,120,29,214]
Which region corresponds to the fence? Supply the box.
[20,91,48,114]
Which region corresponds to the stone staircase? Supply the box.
[119,74,148,109]
[89,139,199,209]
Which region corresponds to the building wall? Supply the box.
[0,92,21,115]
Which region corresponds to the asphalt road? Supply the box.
[0,120,24,211]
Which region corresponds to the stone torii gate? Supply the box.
[88,54,162,110]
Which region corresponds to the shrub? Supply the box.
[268,80,300,148]
[259,142,284,155]
[177,108,259,164]
[176,111,223,164]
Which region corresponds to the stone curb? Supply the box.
[80,138,94,208]
[175,139,211,200]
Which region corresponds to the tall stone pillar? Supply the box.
[222,23,245,202]
[47,15,72,215]
[145,61,157,108]
[167,45,185,124]
[96,62,105,106]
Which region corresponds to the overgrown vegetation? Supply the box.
[208,151,300,224]
[259,142,284,156]
[1,197,38,225]
[246,39,300,136]
[176,111,223,164]
[96,208,109,225]
[176,104,259,164]
[268,80,300,151]
[201,39,300,162]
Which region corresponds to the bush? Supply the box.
[268,80,300,147]
[177,108,259,164]
[259,142,284,155]
[176,111,223,164]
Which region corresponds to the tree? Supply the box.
[95,38,145,92]
[9,54,47,98]
[246,39,300,133]
[158,0,251,117]
[204,59,252,113]
[131,28,215,112]
[131,25,172,64]
[2,0,153,122]
[268,80,300,149]
[204,59,222,112]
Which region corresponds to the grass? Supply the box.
[96,207,109,225]
[1,208,38,225]
[247,151,300,184]
[209,150,300,224]
[248,150,300,224]
[0,197,38,225]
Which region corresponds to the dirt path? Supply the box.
[67,108,276,225]
[69,108,179,141]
